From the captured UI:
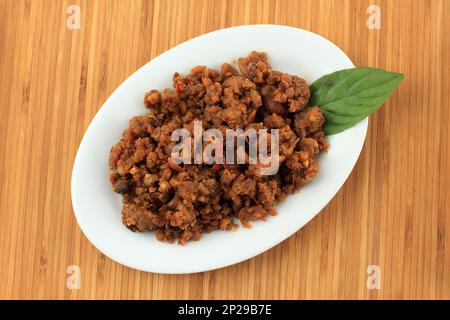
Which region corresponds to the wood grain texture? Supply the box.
[0,0,449,300]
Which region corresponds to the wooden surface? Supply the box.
[0,0,449,300]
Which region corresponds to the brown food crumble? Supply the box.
[108,51,328,245]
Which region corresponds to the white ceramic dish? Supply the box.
[71,25,367,274]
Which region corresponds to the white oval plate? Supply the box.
[71,25,367,274]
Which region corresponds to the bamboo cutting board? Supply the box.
[0,0,449,299]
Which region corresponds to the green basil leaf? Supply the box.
[308,67,404,135]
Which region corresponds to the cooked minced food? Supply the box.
[108,51,328,244]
